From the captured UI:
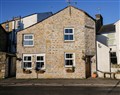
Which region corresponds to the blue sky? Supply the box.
[0,0,120,24]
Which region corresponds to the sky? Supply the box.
[0,0,120,24]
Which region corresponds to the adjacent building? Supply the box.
[96,15,120,78]
[0,25,8,78]
[1,12,53,53]
[0,12,52,78]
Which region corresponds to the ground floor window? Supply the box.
[23,54,32,69]
[23,54,45,70]
[36,54,45,70]
[110,52,117,64]
[65,53,75,67]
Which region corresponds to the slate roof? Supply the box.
[98,24,115,34]
[1,12,53,24]
[17,6,95,32]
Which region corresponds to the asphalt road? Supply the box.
[0,86,120,95]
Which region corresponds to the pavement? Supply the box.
[0,77,120,87]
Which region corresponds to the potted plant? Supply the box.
[92,71,97,78]
[23,68,32,74]
[116,70,120,74]
[35,68,45,74]
[66,67,75,73]
[82,55,86,60]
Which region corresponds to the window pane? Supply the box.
[66,54,73,58]
[24,62,31,68]
[36,62,44,68]
[65,60,73,66]
[65,60,69,65]
[65,29,73,33]
[69,60,73,65]
[65,29,69,33]
[64,35,68,40]
[68,29,73,33]
[110,52,117,64]
[25,35,33,39]
[24,41,33,45]
[6,24,9,30]
[36,62,40,68]
[110,52,116,57]
[69,35,73,40]
[37,56,44,61]
[24,56,31,61]
[27,62,32,67]
[64,35,73,40]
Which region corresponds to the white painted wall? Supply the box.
[97,33,116,52]
[12,14,38,30]
[97,41,110,77]
[21,14,37,29]
[115,20,120,64]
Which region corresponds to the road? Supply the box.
[0,86,120,95]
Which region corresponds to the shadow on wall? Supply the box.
[97,35,108,46]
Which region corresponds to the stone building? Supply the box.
[1,12,52,53]
[16,6,96,79]
[0,12,52,78]
[0,25,8,78]
[0,25,16,78]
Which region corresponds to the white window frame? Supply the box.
[65,53,75,67]
[64,28,74,41]
[17,20,21,29]
[36,54,45,70]
[5,23,9,30]
[23,34,34,47]
[23,54,32,70]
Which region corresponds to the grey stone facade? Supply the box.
[16,6,96,79]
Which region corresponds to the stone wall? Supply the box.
[16,6,96,79]
[1,21,13,32]
[0,52,7,78]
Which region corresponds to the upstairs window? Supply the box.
[36,54,45,70]
[64,28,74,41]
[23,55,32,69]
[23,34,34,46]
[65,53,75,67]
[5,23,9,30]
[17,20,21,29]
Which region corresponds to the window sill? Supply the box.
[23,68,32,74]
[64,40,75,43]
[23,68,32,70]
[23,46,34,48]
[65,65,74,68]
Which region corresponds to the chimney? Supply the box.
[95,14,103,33]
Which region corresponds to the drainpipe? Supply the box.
[109,48,112,78]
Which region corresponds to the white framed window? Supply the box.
[36,54,45,70]
[17,20,21,29]
[23,54,32,69]
[5,23,9,30]
[65,53,75,67]
[23,34,34,46]
[64,28,74,41]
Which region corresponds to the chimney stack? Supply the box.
[95,14,103,33]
